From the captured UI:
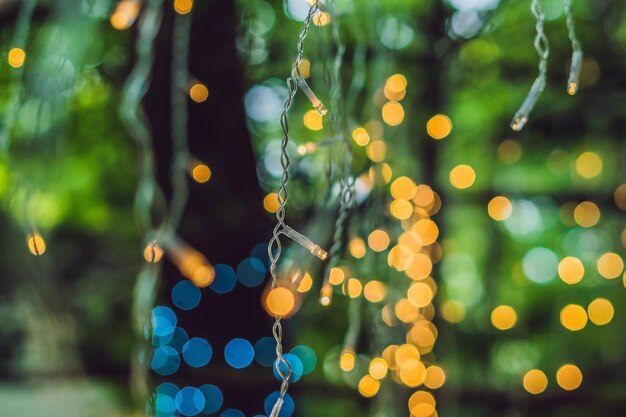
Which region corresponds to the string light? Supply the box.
[564,0,582,95]
[295,75,327,115]
[266,3,323,416]
[280,225,328,260]
[27,233,46,256]
[189,161,212,183]
[511,0,549,131]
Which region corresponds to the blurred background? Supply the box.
[0,0,624,416]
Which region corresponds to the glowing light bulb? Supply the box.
[27,233,46,256]
[511,78,545,131]
[295,74,327,115]
[281,225,327,260]
[143,241,164,263]
[319,284,332,306]
[567,50,582,95]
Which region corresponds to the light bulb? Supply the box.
[295,74,328,116]
[511,77,545,131]
[281,225,328,260]
[319,284,332,306]
[567,50,582,96]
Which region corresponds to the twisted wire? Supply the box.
[564,0,581,53]
[165,10,193,237]
[267,1,319,408]
[118,0,164,405]
[532,0,549,81]
[0,0,38,150]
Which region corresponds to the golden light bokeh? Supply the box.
[191,163,212,183]
[575,151,603,179]
[366,140,387,162]
[408,391,436,417]
[303,109,323,130]
[364,280,387,303]
[263,192,280,213]
[296,272,313,293]
[558,256,585,284]
[556,364,583,391]
[382,101,405,126]
[340,350,355,372]
[560,304,588,331]
[189,82,209,102]
[391,176,417,200]
[395,343,420,366]
[523,369,548,394]
[573,201,600,227]
[264,287,296,318]
[395,299,420,323]
[412,219,439,245]
[388,244,415,272]
[352,127,370,146]
[349,237,367,259]
[369,357,389,380]
[328,267,346,285]
[398,231,423,253]
[368,229,390,252]
[8,47,26,68]
[449,164,476,189]
[390,199,414,220]
[587,298,614,326]
[110,1,140,30]
[487,196,513,221]
[358,375,380,397]
[407,282,433,308]
[174,0,193,14]
[424,365,446,389]
[597,252,624,279]
[27,233,46,256]
[405,253,432,280]
[441,300,466,323]
[413,185,435,208]
[399,359,427,387]
[491,305,517,330]
[347,278,363,298]
[426,114,453,140]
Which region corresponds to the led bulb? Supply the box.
[320,284,332,306]
[510,77,545,131]
[295,75,328,116]
[281,225,328,260]
[567,50,583,96]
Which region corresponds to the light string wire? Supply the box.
[564,0,583,95]
[118,0,165,404]
[0,0,38,151]
[318,1,357,303]
[266,2,320,416]
[165,9,193,238]
[510,0,549,131]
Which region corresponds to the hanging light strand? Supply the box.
[119,0,165,403]
[511,0,549,131]
[319,1,356,304]
[166,9,193,235]
[267,2,321,416]
[564,0,583,95]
